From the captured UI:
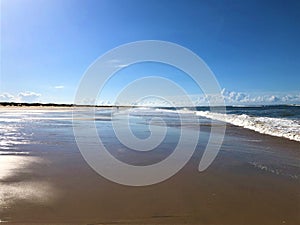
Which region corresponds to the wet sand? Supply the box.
[0,109,299,224]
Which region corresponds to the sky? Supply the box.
[1,0,300,105]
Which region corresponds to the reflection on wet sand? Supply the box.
[0,155,37,180]
[0,109,59,222]
[0,156,56,219]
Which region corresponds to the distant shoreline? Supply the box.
[0,102,299,108]
[0,102,127,108]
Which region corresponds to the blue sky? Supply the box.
[1,0,299,105]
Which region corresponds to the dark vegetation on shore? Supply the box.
[0,102,108,107]
[0,102,73,107]
[0,102,136,108]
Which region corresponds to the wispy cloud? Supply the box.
[106,59,130,69]
[54,85,64,89]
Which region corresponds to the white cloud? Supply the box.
[54,85,64,89]
[219,89,300,105]
[132,97,172,107]
[0,91,42,103]
[98,100,112,106]
[1,89,299,106]
[0,92,15,102]
[101,89,300,107]
[17,91,41,102]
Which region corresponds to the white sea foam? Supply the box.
[196,111,300,142]
[120,107,300,142]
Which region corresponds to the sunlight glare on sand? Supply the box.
[0,181,55,207]
[0,156,37,180]
[0,156,56,211]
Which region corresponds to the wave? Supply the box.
[129,107,300,142]
[196,111,300,142]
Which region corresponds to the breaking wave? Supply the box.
[196,111,300,142]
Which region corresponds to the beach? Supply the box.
[2,0,300,224]
[0,107,299,224]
